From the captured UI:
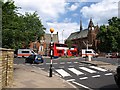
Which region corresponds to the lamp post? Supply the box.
[62,30,64,44]
[49,28,54,77]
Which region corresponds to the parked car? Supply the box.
[114,66,120,88]
[110,52,120,58]
[25,54,44,64]
[105,53,112,58]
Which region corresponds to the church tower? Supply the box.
[88,18,94,31]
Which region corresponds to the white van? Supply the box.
[17,49,37,58]
[81,49,98,58]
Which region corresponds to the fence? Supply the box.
[0,48,14,89]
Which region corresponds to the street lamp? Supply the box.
[62,30,64,44]
[49,28,54,77]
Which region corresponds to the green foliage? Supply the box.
[2,0,46,49]
[97,17,120,52]
[65,40,73,49]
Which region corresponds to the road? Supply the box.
[14,57,119,90]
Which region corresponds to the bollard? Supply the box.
[88,55,92,61]
[49,64,52,77]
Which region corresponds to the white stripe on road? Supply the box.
[53,63,57,64]
[46,63,50,65]
[79,67,97,73]
[74,62,78,63]
[55,69,71,77]
[72,81,93,90]
[105,73,113,76]
[80,77,88,80]
[60,62,65,64]
[66,79,75,82]
[67,62,72,64]
[68,65,74,68]
[68,68,84,75]
[92,75,100,78]
[89,66,107,72]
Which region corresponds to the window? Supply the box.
[22,51,29,53]
[85,51,92,53]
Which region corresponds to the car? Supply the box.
[110,52,120,58]
[114,66,120,88]
[105,53,112,58]
[25,54,44,64]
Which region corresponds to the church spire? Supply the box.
[88,17,94,30]
[80,19,82,31]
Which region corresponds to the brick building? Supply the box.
[65,18,100,54]
[29,32,59,55]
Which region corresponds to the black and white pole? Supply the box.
[49,28,54,77]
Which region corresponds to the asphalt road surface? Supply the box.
[14,57,119,90]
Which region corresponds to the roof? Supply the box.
[67,29,88,40]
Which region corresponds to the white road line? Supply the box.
[105,73,113,76]
[53,63,57,64]
[60,62,65,64]
[46,63,50,65]
[66,79,75,82]
[68,68,84,75]
[55,69,71,77]
[80,77,88,80]
[89,66,107,72]
[79,67,97,73]
[72,81,93,90]
[67,62,72,64]
[68,65,74,68]
[59,66,64,68]
[74,62,78,63]
[92,75,100,78]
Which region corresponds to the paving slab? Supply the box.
[11,64,76,89]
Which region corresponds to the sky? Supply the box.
[5,0,119,43]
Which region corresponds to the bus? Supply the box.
[49,43,78,57]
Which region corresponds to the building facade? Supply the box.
[29,32,59,56]
[65,18,100,54]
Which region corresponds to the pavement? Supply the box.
[10,57,118,89]
[11,64,76,89]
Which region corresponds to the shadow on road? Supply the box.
[99,84,119,90]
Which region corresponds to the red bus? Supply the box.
[49,43,78,57]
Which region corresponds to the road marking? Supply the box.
[66,79,75,82]
[59,66,64,68]
[68,68,84,75]
[92,75,100,78]
[60,62,65,64]
[105,73,113,76]
[89,66,107,72]
[67,62,72,64]
[74,62,78,63]
[72,81,93,90]
[55,69,71,77]
[68,65,74,68]
[46,63,50,65]
[79,67,97,73]
[53,63,57,64]
[80,77,88,80]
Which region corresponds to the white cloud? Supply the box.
[68,3,79,11]
[13,0,67,21]
[46,22,79,43]
[80,0,119,26]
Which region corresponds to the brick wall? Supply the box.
[0,48,14,89]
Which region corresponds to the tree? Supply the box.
[97,17,120,52]
[2,0,46,49]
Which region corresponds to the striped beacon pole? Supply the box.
[49,28,54,77]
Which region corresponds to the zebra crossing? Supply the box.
[54,65,113,80]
